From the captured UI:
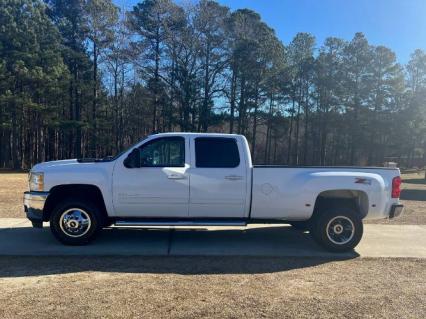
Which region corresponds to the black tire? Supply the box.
[289,221,310,231]
[50,198,101,245]
[310,207,363,252]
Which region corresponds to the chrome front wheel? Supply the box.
[50,199,101,245]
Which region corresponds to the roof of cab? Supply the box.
[152,132,243,138]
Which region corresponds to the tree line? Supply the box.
[0,0,425,169]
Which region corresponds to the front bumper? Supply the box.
[389,204,404,219]
[23,191,49,228]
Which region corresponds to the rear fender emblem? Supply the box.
[261,183,274,195]
[355,178,372,185]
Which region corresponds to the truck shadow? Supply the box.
[0,226,359,278]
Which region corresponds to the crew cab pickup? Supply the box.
[24,133,404,251]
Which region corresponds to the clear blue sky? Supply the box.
[115,0,426,63]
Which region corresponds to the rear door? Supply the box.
[188,137,248,218]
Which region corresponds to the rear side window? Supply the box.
[195,137,240,168]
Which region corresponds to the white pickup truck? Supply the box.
[24,133,403,252]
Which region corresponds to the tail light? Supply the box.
[391,176,402,198]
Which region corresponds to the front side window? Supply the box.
[139,137,185,167]
[195,137,240,168]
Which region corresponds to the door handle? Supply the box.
[224,175,243,181]
[167,173,186,180]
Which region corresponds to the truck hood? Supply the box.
[31,159,79,172]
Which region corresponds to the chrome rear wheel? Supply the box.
[326,216,355,245]
[311,207,363,252]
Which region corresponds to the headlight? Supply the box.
[29,172,44,192]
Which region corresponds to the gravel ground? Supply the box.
[0,256,425,319]
[0,172,28,219]
[0,173,425,318]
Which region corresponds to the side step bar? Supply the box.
[114,219,247,227]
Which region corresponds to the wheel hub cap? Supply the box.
[60,209,91,238]
[326,216,355,245]
[333,224,344,234]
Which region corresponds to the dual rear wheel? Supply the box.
[290,207,363,252]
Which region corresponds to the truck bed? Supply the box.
[250,166,400,221]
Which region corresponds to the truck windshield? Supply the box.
[104,136,150,161]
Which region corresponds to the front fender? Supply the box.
[42,162,114,216]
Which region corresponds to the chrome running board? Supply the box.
[114,219,247,227]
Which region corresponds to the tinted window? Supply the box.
[195,138,240,168]
[139,137,185,167]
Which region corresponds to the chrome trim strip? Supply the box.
[24,191,49,201]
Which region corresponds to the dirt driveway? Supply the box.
[0,256,425,319]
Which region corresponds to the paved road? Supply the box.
[0,218,425,258]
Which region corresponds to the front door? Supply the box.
[188,137,247,218]
[112,136,189,217]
